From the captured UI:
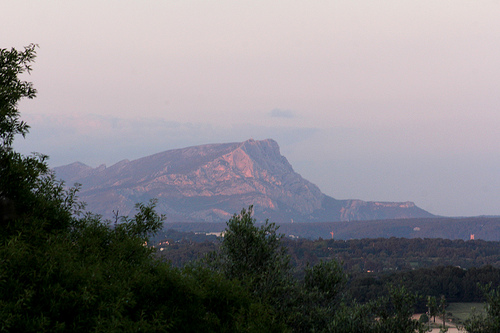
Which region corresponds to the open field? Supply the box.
[447,302,486,323]
[415,302,486,332]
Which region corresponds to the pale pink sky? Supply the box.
[4,1,500,217]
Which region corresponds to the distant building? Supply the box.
[470,234,475,240]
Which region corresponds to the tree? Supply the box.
[1,43,80,240]
[372,286,426,333]
[419,313,429,324]
[427,295,439,323]
[205,206,427,332]
[324,285,426,333]
[287,259,348,331]
[440,295,447,331]
[207,206,292,303]
[0,43,37,148]
[304,259,347,306]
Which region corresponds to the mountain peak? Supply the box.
[54,139,434,223]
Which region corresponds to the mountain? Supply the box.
[54,139,435,223]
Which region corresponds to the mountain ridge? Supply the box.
[54,139,435,223]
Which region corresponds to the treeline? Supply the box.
[349,265,500,310]
[279,217,500,241]
[164,216,500,240]
[155,232,500,273]
[155,232,500,306]
[286,237,500,272]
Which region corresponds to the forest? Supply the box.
[155,231,500,307]
[155,231,500,271]
[1,44,499,332]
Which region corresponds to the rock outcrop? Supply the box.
[54,139,434,223]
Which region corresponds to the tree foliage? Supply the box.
[208,206,292,300]
[205,206,425,332]
[426,295,439,323]
[0,43,37,148]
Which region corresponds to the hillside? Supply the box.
[54,139,434,223]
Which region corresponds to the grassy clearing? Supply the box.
[446,302,486,324]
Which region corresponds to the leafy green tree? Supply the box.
[207,206,342,331]
[326,300,379,333]
[286,259,347,331]
[419,313,429,324]
[206,207,427,333]
[207,206,292,303]
[1,44,80,241]
[325,286,425,333]
[0,43,37,148]
[372,286,426,333]
[427,295,439,323]
[439,295,448,331]
[304,259,347,304]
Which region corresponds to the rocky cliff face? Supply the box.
[54,139,434,223]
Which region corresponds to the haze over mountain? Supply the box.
[54,139,434,223]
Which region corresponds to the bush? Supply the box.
[419,313,429,323]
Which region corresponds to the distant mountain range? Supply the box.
[54,139,435,223]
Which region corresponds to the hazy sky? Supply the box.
[4,1,500,217]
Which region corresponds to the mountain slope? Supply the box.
[54,139,434,223]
